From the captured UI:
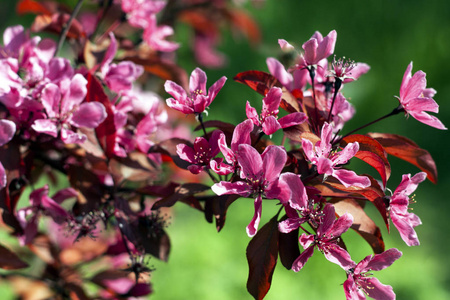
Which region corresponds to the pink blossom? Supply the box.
[292,204,354,271]
[176,130,222,174]
[121,0,166,29]
[211,145,289,236]
[387,172,426,246]
[194,34,226,68]
[396,62,446,130]
[301,30,337,67]
[17,185,77,245]
[246,87,307,135]
[266,57,308,92]
[302,122,370,188]
[32,74,107,144]
[142,16,179,52]
[343,248,402,300]
[165,68,226,115]
[328,93,355,132]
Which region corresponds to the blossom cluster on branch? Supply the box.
[0,0,445,299]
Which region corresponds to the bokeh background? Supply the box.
[1,0,449,299]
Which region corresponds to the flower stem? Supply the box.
[197,112,208,139]
[336,105,404,144]
[308,67,320,133]
[327,78,342,123]
[55,0,85,57]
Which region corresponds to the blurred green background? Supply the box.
[1,0,450,299]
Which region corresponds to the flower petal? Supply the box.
[71,102,107,128]
[246,194,262,237]
[0,119,16,146]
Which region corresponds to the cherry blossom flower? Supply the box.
[301,30,337,68]
[266,57,308,92]
[32,74,107,144]
[177,130,222,174]
[292,204,354,272]
[343,248,402,300]
[396,62,446,130]
[387,172,426,246]
[121,0,166,29]
[142,16,180,52]
[328,93,355,132]
[246,87,307,136]
[0,119,16,189]
[211,145,289,237]
[302,122,370,188]
[165,68,226,115]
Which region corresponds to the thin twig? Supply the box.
[54,0,85,57]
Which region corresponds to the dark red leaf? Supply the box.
[332,199,385,254]
[137,218,171,261]
[367,132,438,183]
[203,194,240,231]
[226,8,261,44]
[246,216,279,300]
[151,183,210,210]
[278,215,300,270]
[86,73,116,159]
[234,70,281,96]
[31,13,85,39]
[0,243,28,269]
[341,134,391,187]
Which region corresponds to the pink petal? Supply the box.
[301,138,316,163]
[403,69,427,101]
[332,142,359,166]
[60,127,86,144]
[302,38,318,65]
[246,101,260,126]
[187,164,203,174]
[278,217,306,233]
[0,119,16,146]
[333,169,370,188]
[279,172,308,209]
[164,80,187,103]
[277,112,308,129]
[316,30,337,62]
[190,68,207,94]
[32,119,58,137]
[292,245,314,272]
[318,204,336,235]
[211,181,251,197]
[261,145,287,182]
[262,116,281,135]
[327,213,353,237]
[360,277,396,300]
[166,98,194,114]
[61,74,87,114]
[395,172,426,196]
[316,156,333,176]
[0,162,6,189]
[266,57,293,88]
[399,62,413,101]
[246,194,262,237]
[391,212,420,246]
[41,195,69,223]
[365,248,402,271]
[343,275,366,300]
[3,25,26,54]
[237,144,263,179]
[406,97,439,113]
[323,245,354,269]
[71,102,107,128]
[52,188,78,204]
[262,87,282,115]
[278,39,295,51]
[409,110,447,130]
[231,119,253,153]
[176,144,196,164]
[41,83,61,118]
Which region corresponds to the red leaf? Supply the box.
[86,73,116,158]
[203,194,240,231]
[246,216,279,300]
[16,0,52,15]
[234,70,282,97]
[0,243,28,269]
[278,216,300,270]
[367,133,437,183]
[332,199,385,254]
[151,183,210,210]
[319,176,389,230]
[226,8,261,44]
[341,134,391,187]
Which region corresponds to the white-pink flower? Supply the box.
[396,62,446,130]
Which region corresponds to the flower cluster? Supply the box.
[0,1,445,300]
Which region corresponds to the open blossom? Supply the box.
[165,68,226,115]
[343,248,402,300]
[396,62,446,130]
[32,74,107,144]
[177,130,222,174]
[328,93,355,132]
[212,145,289,237]
[387,172,426,246]
[292,204,354,272]
[246,87,307,135]
[302,122,370,188]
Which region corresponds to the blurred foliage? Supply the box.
[1,0,449,299]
